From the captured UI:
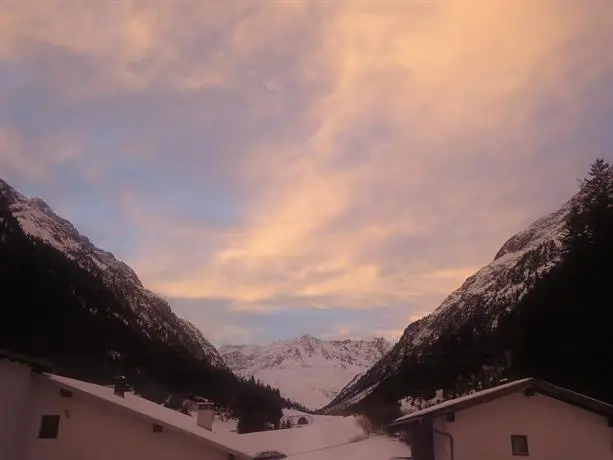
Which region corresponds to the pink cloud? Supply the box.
[1,0,612,342]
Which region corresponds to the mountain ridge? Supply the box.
[0,177,291,432]
[0,178,225,368]
[221,335,391,409]
[323,196,572,412]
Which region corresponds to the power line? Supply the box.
[287,437,365,457]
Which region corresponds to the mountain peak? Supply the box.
[298,334,319,343]
[220,336,391,409]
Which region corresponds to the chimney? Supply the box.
[114,376,127,398]
[196,402,214,431]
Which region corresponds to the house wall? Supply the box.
[432,391,613,460]
[0,360,36,460]
[20,377,231,460]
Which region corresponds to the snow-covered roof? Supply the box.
[392,378,533,425]
[45,374,251,459]
[391,377,613,426]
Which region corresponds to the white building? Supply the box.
[390,377,613,460]
[0,350,251,460]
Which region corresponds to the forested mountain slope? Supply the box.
[323,160,613,425]
[0,178,285,432]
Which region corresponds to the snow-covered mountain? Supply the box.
[0,178,225,368]
[324,198,572,412]
[220,335,391,409]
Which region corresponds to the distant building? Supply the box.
[279,414,313,429]
[0,349,251,460]
[390,378,613,460]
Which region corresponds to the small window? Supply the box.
[38,415,61,439]
[511,434,529,456]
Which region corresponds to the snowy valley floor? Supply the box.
[287,435,410,460]
[230,410,411,459]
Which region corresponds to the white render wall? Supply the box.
[0,361,245,460]
[19,376,230,460]
[432,390,613,460]
[0,360,38,460]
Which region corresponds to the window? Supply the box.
[38,415,61,439]
[511,435,529,456]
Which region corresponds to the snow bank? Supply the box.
[236,413,368,456]
[212,416,238,434]
[287,435,410,460]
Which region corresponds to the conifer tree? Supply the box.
[563,158,612,254]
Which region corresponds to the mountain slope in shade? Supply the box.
[0,178,225,369]
[221,335,391,409]
[324,198,571,412]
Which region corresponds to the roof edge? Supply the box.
[0,349,53,372]
[43,374,251,459]
[390,378,613,427]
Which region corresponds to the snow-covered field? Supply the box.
[239,366,373,409]
[235,410,410,459]
[287,435,410,460]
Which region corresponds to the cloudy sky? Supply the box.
[1,0,613,345]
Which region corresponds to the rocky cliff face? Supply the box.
[0,178,226,368]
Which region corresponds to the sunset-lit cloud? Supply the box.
[1,0,613,344]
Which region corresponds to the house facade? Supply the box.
[391,378,613,460]
[0,351,251,460]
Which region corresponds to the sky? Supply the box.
[1,0,613,346]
